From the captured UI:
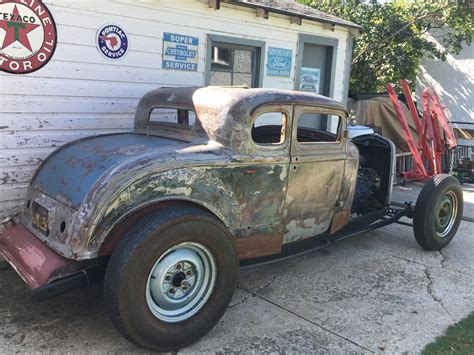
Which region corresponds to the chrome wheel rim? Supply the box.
[434,191,458,238]
[146,242,216,323]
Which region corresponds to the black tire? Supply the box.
[413,174,463,251]
[104,207,238,352]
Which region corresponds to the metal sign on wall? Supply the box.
[97,24,129,60]
[0,0,57,74]
[299,67,321,93]
[266,47,292,77]
[162,32,199,71]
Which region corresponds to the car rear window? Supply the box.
[149,108,197,126]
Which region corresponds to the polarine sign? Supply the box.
[162,32,199,71]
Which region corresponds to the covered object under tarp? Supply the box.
[348,96,419,153]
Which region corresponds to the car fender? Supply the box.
[71,165,240,260]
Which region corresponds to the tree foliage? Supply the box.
[298,0,474,92]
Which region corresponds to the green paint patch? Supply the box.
[422,313,474,354]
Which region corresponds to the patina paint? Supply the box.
[32,133,183,209]
[330,141,359,233]
[75,155,289,259]
[18,86,352,261]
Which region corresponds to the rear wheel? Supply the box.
[104,207,238,352]
[413,174,463,250]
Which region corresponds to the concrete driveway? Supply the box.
[1,185,473,353]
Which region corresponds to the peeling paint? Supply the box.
[20,87,351,261]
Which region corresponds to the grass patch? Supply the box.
[422,312,474,354]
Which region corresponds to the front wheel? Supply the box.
[104,207,238,352]
[413,174,463,251]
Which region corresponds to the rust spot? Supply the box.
[330,208,350,234]
[81,161,97,176]
[235,232,283,260]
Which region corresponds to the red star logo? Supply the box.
[0,5,40,52]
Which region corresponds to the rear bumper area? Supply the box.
[0,224,106,300]
[0,224,76,289]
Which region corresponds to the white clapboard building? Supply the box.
[0,0,359,226]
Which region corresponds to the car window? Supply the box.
[251,111,287,145]
[297,113,341,143]
[149,108,196,126]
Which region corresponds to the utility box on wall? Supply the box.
[0,0,360,228]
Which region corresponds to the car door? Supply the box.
[229,105,292,258]
[283,105,347,244]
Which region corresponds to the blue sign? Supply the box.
[163,32,199,71]
[97,24,128,60]
[266,47,292,77]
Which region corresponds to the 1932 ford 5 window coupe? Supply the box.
[0,87,463,351]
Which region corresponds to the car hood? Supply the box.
[31,133,194,209]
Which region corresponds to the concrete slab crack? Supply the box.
[240,286,375,353]
[439,250,447,268]
[424,267,455,322]
[228,288,253,309]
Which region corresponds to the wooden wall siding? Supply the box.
[0,0,350,226]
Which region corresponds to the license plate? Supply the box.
[32,202,49,236]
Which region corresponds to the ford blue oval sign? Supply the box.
[97,24,128,60]
[267,47,292,77]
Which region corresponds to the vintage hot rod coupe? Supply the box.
[0,87,463,351]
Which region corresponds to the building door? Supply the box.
[206,35,264,88]
[300,43,329,95]
[296,35,338,97]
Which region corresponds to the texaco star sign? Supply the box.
[0,0,57,74]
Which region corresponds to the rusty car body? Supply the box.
[0,86,464,351]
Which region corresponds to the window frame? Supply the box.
[292,105,347,153]
[206,34,265,88]
[249,105,292,152]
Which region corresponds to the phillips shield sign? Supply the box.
[0,0,57,74]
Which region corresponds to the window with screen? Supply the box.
[251,112,286,145]
[149,108,197,126]
[296,113,341,143]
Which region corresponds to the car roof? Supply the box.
[134,86,348,150]
[192,86,346,114]
[135,86,346,122]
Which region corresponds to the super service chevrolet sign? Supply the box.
[162,32,199,71]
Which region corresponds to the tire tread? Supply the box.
[104,207,236,351]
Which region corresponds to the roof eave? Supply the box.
[227,1,362,33]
